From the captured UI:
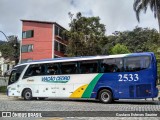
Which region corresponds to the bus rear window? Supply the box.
[124,56,151,72]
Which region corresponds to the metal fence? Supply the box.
[0,77,8,86]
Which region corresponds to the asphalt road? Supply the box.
[0,94,160,120]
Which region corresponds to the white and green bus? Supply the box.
[7,52,158,103]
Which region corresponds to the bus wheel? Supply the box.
[98,89,113,103]
[23,89,33,100]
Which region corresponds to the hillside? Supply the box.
[0,40,6,44]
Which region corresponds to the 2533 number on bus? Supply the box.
[118,74,139,82]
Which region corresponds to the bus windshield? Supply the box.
[8,65,26,85]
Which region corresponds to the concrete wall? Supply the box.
[0,77,8,86]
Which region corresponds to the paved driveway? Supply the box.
[0,93,160,120]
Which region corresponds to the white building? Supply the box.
[0,52,14,76]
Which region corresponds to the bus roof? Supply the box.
[16,52,154,67]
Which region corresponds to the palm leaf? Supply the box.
[135,4,145,22]
[133,0,141,11]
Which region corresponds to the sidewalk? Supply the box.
[0,93,21,100]
[0,93,8,100]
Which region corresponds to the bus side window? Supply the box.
[124,56,150,72]
[46,63,59,75]
[80,66,86,74]
[102,58,123,73]
[60,62,77,74]
[100,63,105,73]
[80,60,98,74]
[30,67,41,76]
[23,64,44,78]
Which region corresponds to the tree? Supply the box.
[65,12,106,56]
[106,27,160,53]
[0,36,20,61]
[133,0,160,32]
[111,44,130,54]
[101,35,116,55]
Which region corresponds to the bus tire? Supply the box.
[98,89,113,103]
[23,89,33,100]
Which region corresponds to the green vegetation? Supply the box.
[0,86,7,93]
[0,36,20,60]
[111,44,130,54]
[65,12,106,56]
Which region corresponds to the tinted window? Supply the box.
[80,61,98,74]
[124,56,150,72]
[101,58,123,73]
[23,64,45,78]
[54,41,58,51]
[54,41,66,53]
[59,29,63,38]
[8,65,27,85]
[45,63,59,75]
[55,25,63,38]
[55,26,59,36]
[60,62,77,74]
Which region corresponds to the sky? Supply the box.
[0,0,159,41]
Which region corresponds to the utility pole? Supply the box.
[13,36,19,65]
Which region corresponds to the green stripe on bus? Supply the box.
[82,73,103,98]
